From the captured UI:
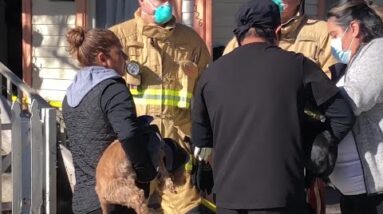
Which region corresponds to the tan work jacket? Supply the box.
[110,10,211,143]
[223,15,336,77]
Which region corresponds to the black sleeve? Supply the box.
[101,79,139,143]
[303,58,339,106]
[302,58,355,142]
[320,92,355,141]
[329,63,347,83]
[101,79,156,182]
[191,75,213,148]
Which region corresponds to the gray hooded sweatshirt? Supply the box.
[344,38,383,194]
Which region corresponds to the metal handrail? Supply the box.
[0,62,49,108]
[0,62,63,213]
[0,62,68,145]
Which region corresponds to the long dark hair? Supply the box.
[327,0,383,43]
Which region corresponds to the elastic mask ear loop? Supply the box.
[342,26,354,52]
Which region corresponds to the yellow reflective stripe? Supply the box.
[130,88,192,108]
[201,198,217,213]
[12,95,62,108]
[133,97,190,108]
[130,88,192,98]
[49,101,62,108]
[184,157,194,172]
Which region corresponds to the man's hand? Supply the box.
[192,147,213,195]
[182,61,199,79]
[192,160,214,196]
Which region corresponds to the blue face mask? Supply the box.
[330,28,354,64]
[146,0,173,25]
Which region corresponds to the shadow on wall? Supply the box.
[31,28,78,92]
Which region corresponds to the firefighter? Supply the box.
[109,0,211,213]
[223,0,336,78]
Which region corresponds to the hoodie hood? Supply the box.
[66,66,120,107]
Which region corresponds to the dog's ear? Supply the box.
[162,138,189,173]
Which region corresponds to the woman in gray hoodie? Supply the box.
[63,27,157,214]
[327,1,383,213]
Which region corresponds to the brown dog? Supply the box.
[95,139,175,214]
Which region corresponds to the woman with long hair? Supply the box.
[327,1,383,213]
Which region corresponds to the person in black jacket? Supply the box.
[191,0,355,213]
[62,27,157,214]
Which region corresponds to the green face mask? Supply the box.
[272,0,285,13]
[146,0,173,25]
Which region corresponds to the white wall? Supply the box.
[32,0,78,102]
[212,0,319,47]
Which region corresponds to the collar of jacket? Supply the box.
[281,14,307,42]
[134,9,176,41]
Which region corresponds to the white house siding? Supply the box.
[212,0,319,47]
[32,0,78,102]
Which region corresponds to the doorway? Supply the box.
[0,0,22,79]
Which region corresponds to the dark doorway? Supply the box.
[0,0,22,79]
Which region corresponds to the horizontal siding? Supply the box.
[34,47,70,58]
[31,0,77,102]
[32,15,75,25]
[32,24,75,36]
[33,68,77,80]
[34,57,77,69]
[37,89,67,102]
[33,35,68,47]
[32,78,72,91]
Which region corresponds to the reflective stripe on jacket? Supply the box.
[110,9,211,140]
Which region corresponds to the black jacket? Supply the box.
[191,43,354,211]
[63,76,155,213]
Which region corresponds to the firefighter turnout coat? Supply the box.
[110,9,211,214]
[223,15,336,77]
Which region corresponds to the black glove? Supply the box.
[191,160,214,195]
[307,130,338,178]
[126,116,159,183]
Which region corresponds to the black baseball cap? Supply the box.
[233,0,281,41]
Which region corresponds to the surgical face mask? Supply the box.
[272,0,285,13]
[331,28,354,64]
[146,0,173,25]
